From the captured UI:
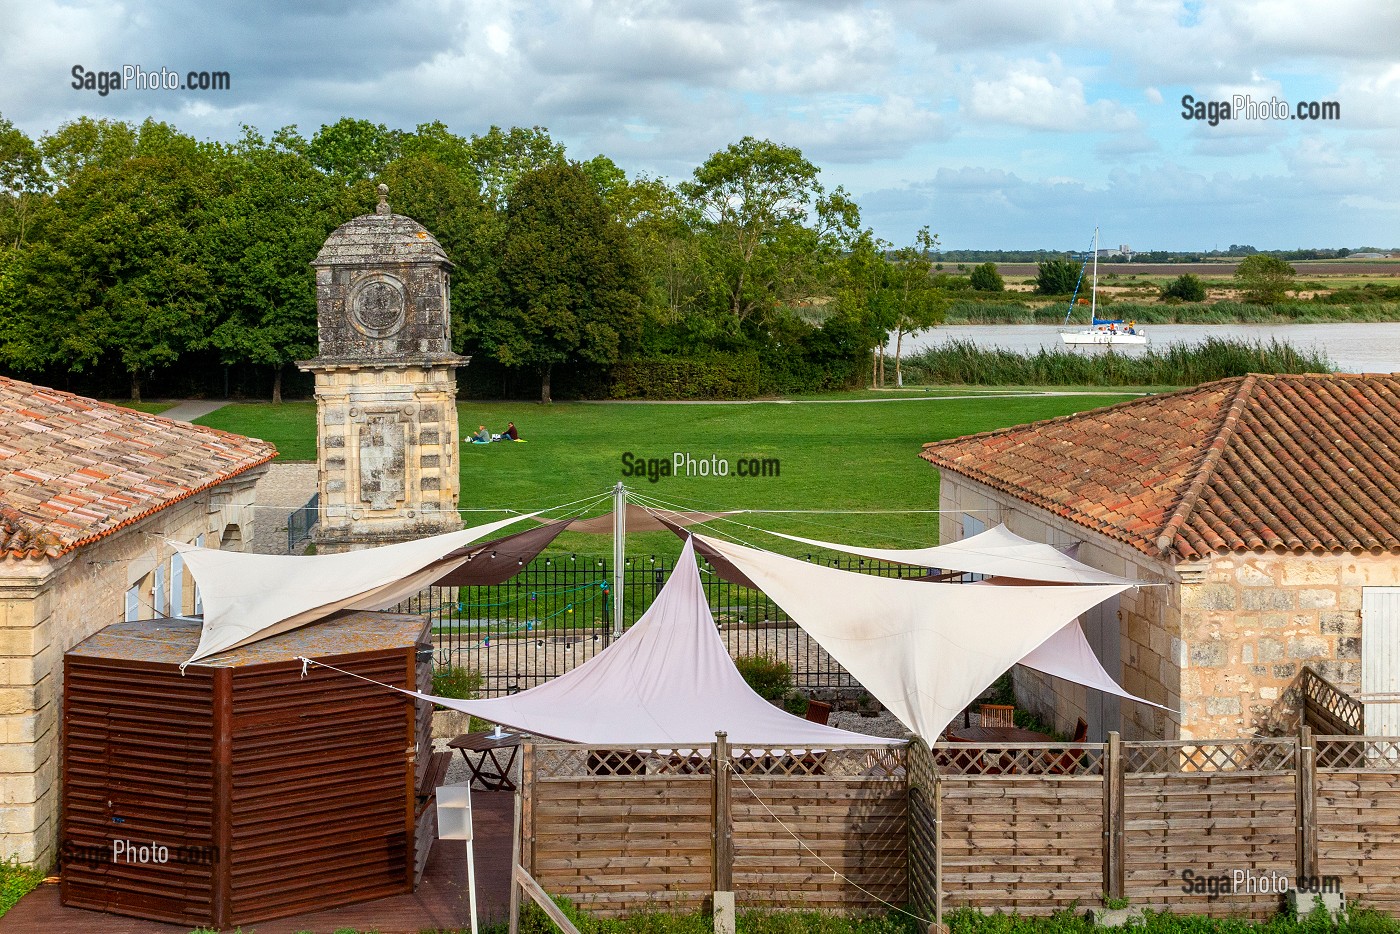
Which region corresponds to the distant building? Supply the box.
[920,373,1400,742]
[1097,244,1134,260]
[0,378,273,864]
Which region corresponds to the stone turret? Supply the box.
[297,185,468,551]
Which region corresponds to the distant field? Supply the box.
[987,261,1400,277]
[196,390,1145,555]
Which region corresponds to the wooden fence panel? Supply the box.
[730,772,907,912]
[937,775,1105,914]
[1315,737,1400,913]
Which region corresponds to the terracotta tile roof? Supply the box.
[919,373,1400,561]
[0,378,276,559]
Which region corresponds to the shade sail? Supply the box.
[764,523,1138,585]
[176,513,536,665]
[565,504,734,534]
[1019,621,1169,711]
[395,538,901,747]
[430,520,573,587]
[694,534,1132,740]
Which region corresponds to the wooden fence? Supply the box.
[521,732,1400,920]
[520,738,908,916]
[1300,666,1364,735]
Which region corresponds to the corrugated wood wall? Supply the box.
[226,651,417,923]
[61,658,218,926]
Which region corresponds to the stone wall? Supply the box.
[1178,552,1399,738]
[937,474,1180,740]
[309,364,463,550]
[0,470,262,866]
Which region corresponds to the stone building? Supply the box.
[0,377,273,864]
[920,373,1400,741]
[298,184,467,552]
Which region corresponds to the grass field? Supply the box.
[196,390,1147,556]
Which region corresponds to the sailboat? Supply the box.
[1059,228,1148,346]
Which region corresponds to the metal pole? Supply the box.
[612,482,625,639]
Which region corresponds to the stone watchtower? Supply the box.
[297,184,467,552]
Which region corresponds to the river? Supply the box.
[894,323,1400,374]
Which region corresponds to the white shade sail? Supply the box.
[1019,620,1169,711]
[175,513,536,665]
[695,533,1132,739]
[399,538,901,747]
[765,523,1137,585]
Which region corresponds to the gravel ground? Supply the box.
[247,462,318,554]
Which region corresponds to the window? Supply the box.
[124,584,140,622]
[194,534,205,614]
[153,564,168,616]
[170,552,185,617]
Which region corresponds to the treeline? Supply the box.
[936,246,1394,263]
[0,114,953,402]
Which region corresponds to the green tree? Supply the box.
[1161,273,1206,302]
[884,227,946,386]
[0,120,215,399]
[485,162,645,402]
[1234,254,1296,303]
[0,115,48,250]
[202,127,354,401]
[969,261,1004,292]
[1036,259,1082,295]
[306,118,402,181]
[680,137,851,326]
[465,125,566,208]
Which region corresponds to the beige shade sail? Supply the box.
[355,537,902,747]
[175,513,537,666]
[564,504,734,534]
[764,523,1138,585]
[694,533,1132,740]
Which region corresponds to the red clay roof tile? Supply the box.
[919,373,1400,561]
[0,377,276,559]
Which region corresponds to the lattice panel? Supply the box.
[1123,739,1295,774]
[531,743,908,779]
[1301,666,1364,734]
[931,743,1105,776]
[1314,737,1400,769]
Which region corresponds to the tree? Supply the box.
[1234,254,1296,303]
[202,127,354,401]
[878,226,945,387]
[1036,259,1082,295]
[306,118,401,181]
[0,120,215,399]
[464,125,566,208]
[1161,273,1206,302]
[680,137,850,326]
[485,162,645,402]
[969,262,1004,292]
[0,115,48,250]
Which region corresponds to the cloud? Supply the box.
[965,58,1139,132]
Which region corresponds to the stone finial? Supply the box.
[375,183,390,215]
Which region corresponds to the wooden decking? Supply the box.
[0,790,515,934]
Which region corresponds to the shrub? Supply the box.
[0,857,44,918]
[735,654,793,701]
[1161,273,1207,303]
[1036,259,1082,295]
[433,666,483,699]
[970,262,1005,292]
[1235,254,1297,303]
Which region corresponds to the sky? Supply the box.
[1,0,1397,251]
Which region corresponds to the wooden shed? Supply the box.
[60,611,440,928]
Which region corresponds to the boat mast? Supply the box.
[1090,226,1099,325]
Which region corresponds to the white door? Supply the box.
[960,515,987,580]
[1362,587,1400,735]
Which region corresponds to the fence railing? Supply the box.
[286,492,319,553]
[519,729,1400,921]
[1300,665,1364,735]
[399,555,948,694]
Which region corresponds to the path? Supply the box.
[580,389,1148,405]
[156,399,227,422]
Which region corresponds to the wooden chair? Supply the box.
[979,704,1015,728]
[804,700,832,725]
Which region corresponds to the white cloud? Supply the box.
[965,58,1139,132]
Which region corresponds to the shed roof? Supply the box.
[919,373,1400,561]
[0,377,276,559]
[68,611,427,667]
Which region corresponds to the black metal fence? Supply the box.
[286,493,318,553]
[396,554,960,695]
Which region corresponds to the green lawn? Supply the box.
[107,400,174,415]
[197,389,1141,555]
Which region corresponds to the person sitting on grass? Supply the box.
[470,425,491,444]
[502,421,520,441]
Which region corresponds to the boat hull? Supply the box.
[1060,329,1149,346]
